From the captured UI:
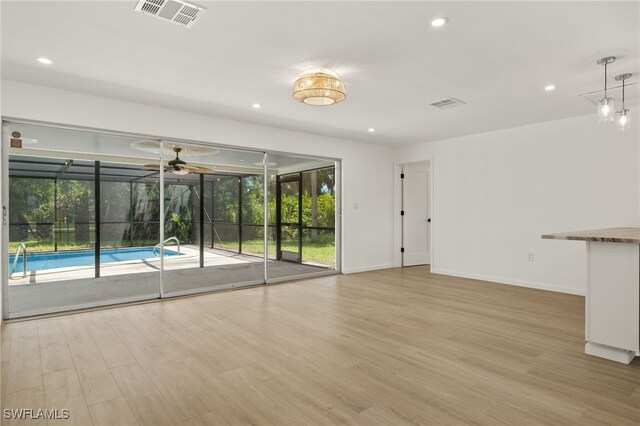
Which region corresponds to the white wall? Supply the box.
[395,112,640,295]
[0,80,396,277]
[3,78,639,309]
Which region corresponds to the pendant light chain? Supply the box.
[604,61,608,98]
[615,72,633,110]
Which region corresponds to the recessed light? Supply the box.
[36,57,53,65]
[368,128,376,133]
[431,17,448,28]
[252,103,262,109]
[544,84,556,92]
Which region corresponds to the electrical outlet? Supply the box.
[528,252,535,262]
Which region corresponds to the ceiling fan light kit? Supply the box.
[293,70,346,106]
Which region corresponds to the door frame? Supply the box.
[394,157,434,269]
[1,125,8,322]
[275,172,303,263]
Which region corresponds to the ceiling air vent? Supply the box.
[135,0,205,29]
[429,97,466,109]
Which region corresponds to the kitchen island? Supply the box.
[542,227,640,364]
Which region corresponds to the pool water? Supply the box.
[9,247,181,273]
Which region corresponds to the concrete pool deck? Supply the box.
[10,246,253,284]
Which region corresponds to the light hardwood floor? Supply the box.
[1,266,639,425]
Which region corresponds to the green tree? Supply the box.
[9,178,55,242]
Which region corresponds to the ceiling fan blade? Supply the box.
[143,163,170,171]
[181,164,214,174]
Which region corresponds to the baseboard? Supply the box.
[342,263,394,274]
[430,268,585,296]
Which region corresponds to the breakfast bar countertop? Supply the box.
[542,227,640,244]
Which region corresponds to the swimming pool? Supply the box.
[9,247,181,273]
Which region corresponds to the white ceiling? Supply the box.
[1,1,639,147]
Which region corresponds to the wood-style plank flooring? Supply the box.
[1,266,639,425]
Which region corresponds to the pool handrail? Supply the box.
[153,237,180,256]
[9,243,27,279]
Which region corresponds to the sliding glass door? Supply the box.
[3,123,163,317]
[1,121,340,319]
[161,146,266,296]
[266,154,338,281]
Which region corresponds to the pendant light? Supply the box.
[597,57,616,122]
[615,73,632,131]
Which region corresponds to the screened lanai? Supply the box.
[3,122,338,318]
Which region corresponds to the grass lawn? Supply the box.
[222,239,335,267]
[9,240,159,253]
[9,241,93,253]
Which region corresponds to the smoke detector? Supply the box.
[135,0,205,28]
[429,97,466,109]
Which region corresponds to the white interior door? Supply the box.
[402,166,429,266]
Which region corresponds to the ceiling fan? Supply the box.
[144,147,214,175]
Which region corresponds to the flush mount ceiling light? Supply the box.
[615,73,632,131]
[252,103,262,109]
[431,17,448,27]
[368,128,376,133]
[597,56,616,122]
[544,84,556,92]
[36,57,53,65]
[293,70,346,106]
